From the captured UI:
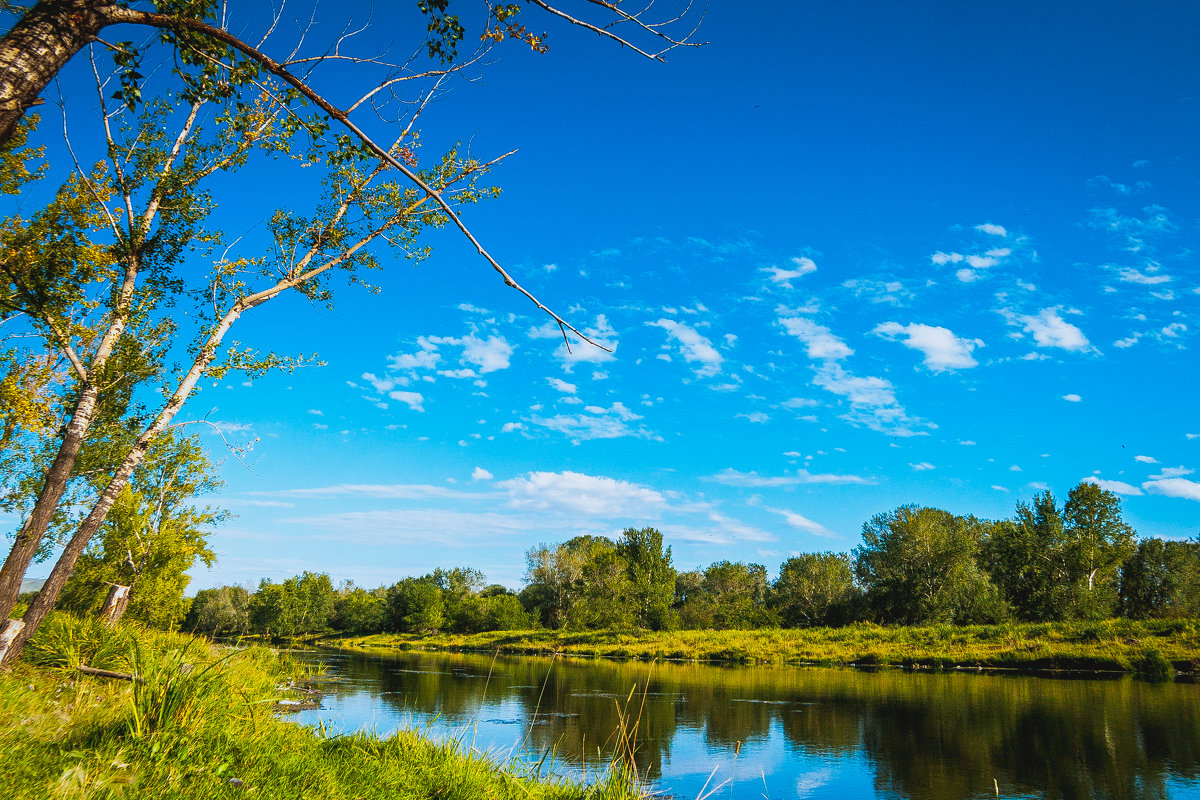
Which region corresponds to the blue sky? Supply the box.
[12,1,1200,589]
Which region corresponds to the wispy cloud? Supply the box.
[761,256,817,287]
[530,402,657,443]
[812,363,933,437]
[765,506,840,539]
[707,468,871,487]
[647,319,723,377]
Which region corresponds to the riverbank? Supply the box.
[319,618,1200,676]
[0,615,640,800]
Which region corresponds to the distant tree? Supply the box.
[982,491,1068,621]
[771,553,860,628]
[248,572,335,637]
[855,506,1006,625]
[430,566,485,633]
[985,483,1137,621]
[673,569,710,627]
[616,527,676,630]
[673,561,774,629]
[523,535,615,629]
[480,592,534,631]
[185,585,250,635]
[1120,537,1200,620]
[331,584,387,634]
[386,577,444,633]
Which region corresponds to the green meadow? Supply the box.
[322,618,1200,677]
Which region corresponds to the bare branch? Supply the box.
[105,7,613,352]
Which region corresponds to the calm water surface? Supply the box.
[289,649,1200,800]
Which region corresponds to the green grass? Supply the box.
[0,614,642,800]
[320,618,1200,674]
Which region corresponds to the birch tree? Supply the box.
[0,66,504,665]
[0,1,703,664]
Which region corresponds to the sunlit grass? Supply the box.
[0,613,644,800]
[324,618,1200,674]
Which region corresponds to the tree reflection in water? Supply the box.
[290,650,1200,800]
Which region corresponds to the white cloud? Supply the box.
[1063,394,1082,402]
[362,372,396,394]
[909,462,935,471]
[1135,455,1158,464]
[737,411,770,424]
[778,315,853,361]
[708,468,870,487]
[931,251,964,265]
[1187,433,1200,440]
[472,467,493,481]
[500,422,526,433]
[1013,308,1091,351]
[388,390,425,412]
[762,256,817,287]
[547,377,577,394]
[1143,477,1200,501]
[873,321,983,372]
[388,337,441,370]
[976,223,1008,236]
[498,471,666,517]
[648,319,723,377]
[458,335,513,373]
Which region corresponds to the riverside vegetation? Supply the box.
[0,613,643,800]
[175,482,1200,675]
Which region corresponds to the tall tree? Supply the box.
[616,526,676,630]
[1061,481,1136,619]
[854,506,1006,625]
[982,491,1069,621]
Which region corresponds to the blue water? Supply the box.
[288,649,1200,799]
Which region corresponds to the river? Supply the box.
[288,648,1200,799]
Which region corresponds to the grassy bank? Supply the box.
[321,618,1200,675]
[0,615,640,800]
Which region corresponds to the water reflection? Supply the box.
[289,650,1200,800]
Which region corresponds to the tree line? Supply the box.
[176,481,1199,638]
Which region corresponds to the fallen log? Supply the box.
[77,664,143,683]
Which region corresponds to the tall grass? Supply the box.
[327,617,1200,675]
[0,613,644,800]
